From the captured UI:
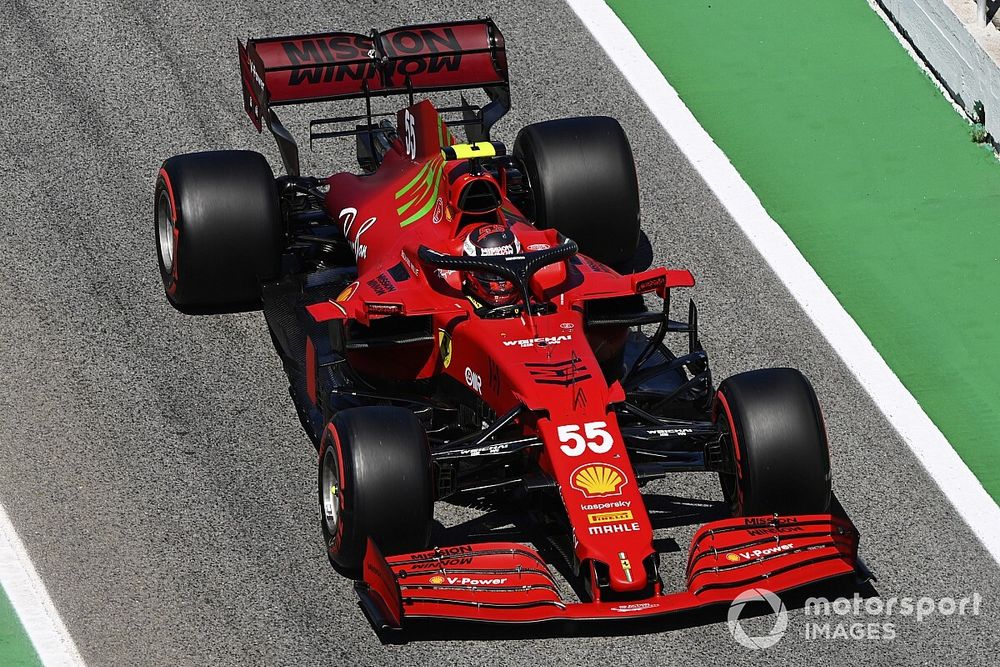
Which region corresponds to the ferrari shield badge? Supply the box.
[438,329,452,368]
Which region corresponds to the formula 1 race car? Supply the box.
[153,19,861,632]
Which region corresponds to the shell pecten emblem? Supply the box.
[570,463,628,498]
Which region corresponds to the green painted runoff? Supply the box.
[607,0,1000,499]
[0,590,41,666]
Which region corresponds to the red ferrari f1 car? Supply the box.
[154,19,861,632]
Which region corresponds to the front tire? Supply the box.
[513,116,640,273]
[715,368,832,516]
[154,150,282,313]
[319,407,434,571]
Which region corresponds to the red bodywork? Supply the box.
[300,101,859,626]
[304,100,693,594]
[239,20,861,629]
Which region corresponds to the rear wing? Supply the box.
[238,19,510,175]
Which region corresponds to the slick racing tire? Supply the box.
[318,407,434,571]
[714,368,832,516]
[154,150,282,313]
[513,116,640,273]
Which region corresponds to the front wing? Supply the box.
[356,508,860,630]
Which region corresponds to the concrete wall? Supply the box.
[876,0,1000,140]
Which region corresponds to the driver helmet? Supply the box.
[462,223,521,306]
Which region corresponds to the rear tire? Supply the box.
[715,368,831,516]
[319,407,434,571]
[513,116,640,273]
[154,150,282,313]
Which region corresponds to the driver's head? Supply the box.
[462,223,521,306]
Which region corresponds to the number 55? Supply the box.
[404,110,417,159]
[558,421,613,457]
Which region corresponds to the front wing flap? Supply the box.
[356,510,860,629]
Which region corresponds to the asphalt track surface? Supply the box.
[1,1,999,665]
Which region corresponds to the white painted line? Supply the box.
[565,0,1000,565]
[0,504,84,665]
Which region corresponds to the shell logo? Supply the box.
[570,464,628,498]
[725,553,741,563]
[429,575,446,585]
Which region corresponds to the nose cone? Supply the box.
[540,413,655,595]
[609,550,647,592]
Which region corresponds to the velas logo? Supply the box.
[728,588,788,650]
[571,464,627,498]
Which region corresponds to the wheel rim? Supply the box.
[320,447,341,535]
[720,466,739,508]
[156,191,175,274]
